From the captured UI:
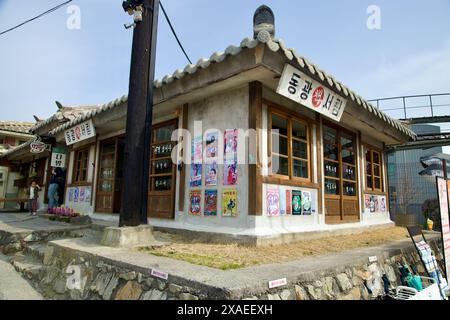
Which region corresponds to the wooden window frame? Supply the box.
[72,147,90,185]
[322,121,358,200]
[267,104,312,184]
[364,145,384,193]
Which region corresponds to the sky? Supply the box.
[0,0,449,123]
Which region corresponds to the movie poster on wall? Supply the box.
[68,188,74,202]
[189,190,202,216]
[74,188,79,203]
[267,188,280,216]
[302,191,312,215]
[224,159,237,186]
[380,196,387,212]
[85,188,91,203]
[204,190,218,216]
[292,190,302,215]
[364,194,387,214]
[222,189,237,217]
[206,131,219,159]
[190,164,202,187]
[192,136,203,163]
[205,162,218,186]
[286,190,292,215]
[224,129,238,157]
[79,187,85,202]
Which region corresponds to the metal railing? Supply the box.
[368,93,450,120]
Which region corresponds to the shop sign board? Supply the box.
[64,119,96,146]
[437,177,450,281]
[276,64,347,122]
[30,136,51,154]
[51,147,67,168]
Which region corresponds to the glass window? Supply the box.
[365,149,383,192]
[270,112,310,180]
[73,148,89,183]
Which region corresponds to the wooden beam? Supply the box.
[249,81,263,216]
[178,104,189,212]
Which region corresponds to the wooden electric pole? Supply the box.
[120,0,159,227]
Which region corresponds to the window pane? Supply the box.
[154,124,176,143]
[374,177,381,189]
[293,140,307,159]
[343,182,356,196]
[271,133,288,156]
[323,126,338,160]
[373,152,380,164]
[292,121,307,140]
[366,175,373,189]
[102,142,115,154]
[341,134,355,164]
[325,179,339,195]
[271,114,288,136]
[374,164,381,177]
[366,161,372,174]
[272,155,289,176]
[366,150,371,162]
[343,164,356,181]
[293,159,308,178]
[325,161,339,178]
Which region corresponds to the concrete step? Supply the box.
[10,254,45,281]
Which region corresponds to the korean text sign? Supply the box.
[64,120,96,146]
[276,64,347,122]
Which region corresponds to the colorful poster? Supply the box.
[286,190,292,215]
[302,191,312,215]
[364,195,371,212]
[190,164,202,187]
[79,187,85,202]
[280,188,286,215]
[205,162,218,186]
[192,137,203,163]
[85,187,91,203]
[292,190,302,215]
[73,187,79,203]
[224,129,238,157]
[189,190,202,216]
[379,196,387,212]
[266,188,280,216]
[204,190,218,216]
[222,189,237,217]
[369,195,377,213]
[206,131,219,158]
[68,188,74,202]
[223,159,237,186]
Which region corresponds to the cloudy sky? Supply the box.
[0,0,449,123]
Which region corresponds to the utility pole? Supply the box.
[120,0,159,227]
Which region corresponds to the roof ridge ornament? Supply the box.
[253,5,275,39]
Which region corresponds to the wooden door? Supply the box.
[148,119,178,219]
[323,124,359,223]
[96,138,118,213]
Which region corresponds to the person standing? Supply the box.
[48,168,60,209]
[28,180,41,216]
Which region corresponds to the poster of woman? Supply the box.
[206,131,218,158]
[205,162,218,186]
[190,164,202,187]
[302,191,312,215]
[224,129,238,157]
[223,159,237,186]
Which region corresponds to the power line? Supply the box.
[0,0,73,37]
[159,1,192,64]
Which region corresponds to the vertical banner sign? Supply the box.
[437,177,450,281]
[276,64,347,122]
[51,147,67,168]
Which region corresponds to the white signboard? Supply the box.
[268,278,287,289]
[51,152,67,168]
[437,177,450,282]
[151,269,169,280]
[276,64,347,122]
[64,119,96,146]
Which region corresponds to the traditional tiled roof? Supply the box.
[0,121,34,134]
[49,31,416,139]
[0,139,33,157]
[31,105,101,133]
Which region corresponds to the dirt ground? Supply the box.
[139,226,410,270]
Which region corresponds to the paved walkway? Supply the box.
[0,253,43,300]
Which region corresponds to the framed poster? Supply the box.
[204,189,218,216]
[189,190,202,216]
[222,189,237,217]
[205,162,218,186]
[223,159,237,186]
[266,188,280,217]
[292,190,302,215]
[302,191,312,215]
